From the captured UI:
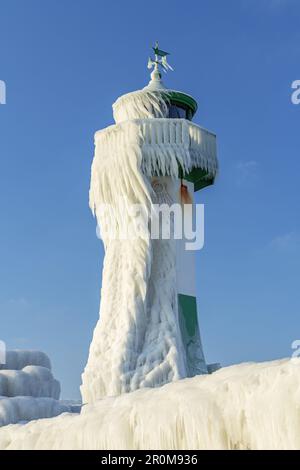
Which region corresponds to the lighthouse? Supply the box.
[81,44,218,403]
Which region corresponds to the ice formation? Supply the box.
[1,359,300,450]
[0,350,51,371]
[0,366,60,398]
[0,350,70,426]
[81,89,217,403]
[0,397,71,427]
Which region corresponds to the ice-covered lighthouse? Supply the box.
[81,44,218,403]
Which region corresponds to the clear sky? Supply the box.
[0,0,299,399]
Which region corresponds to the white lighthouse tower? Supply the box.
[81,44,218,403]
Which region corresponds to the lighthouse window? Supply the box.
[168,104,193,120]
[168,104,187,119]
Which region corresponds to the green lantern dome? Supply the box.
[167,90,198,120]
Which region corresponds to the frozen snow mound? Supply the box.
[0,350,59,399]
[0,366,60,399]
[0,397,71,427]
[0,350,51,371]
[0,350,67,427]
[1,359,300,450]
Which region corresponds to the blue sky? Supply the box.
[0,0,299,399]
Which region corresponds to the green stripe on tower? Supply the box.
[178,294,208,376]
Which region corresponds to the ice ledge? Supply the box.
[1,359,299,449]
[94,119,218,178]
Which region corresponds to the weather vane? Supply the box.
[147,41,174,74]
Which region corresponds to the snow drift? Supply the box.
[1,359,300,450]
